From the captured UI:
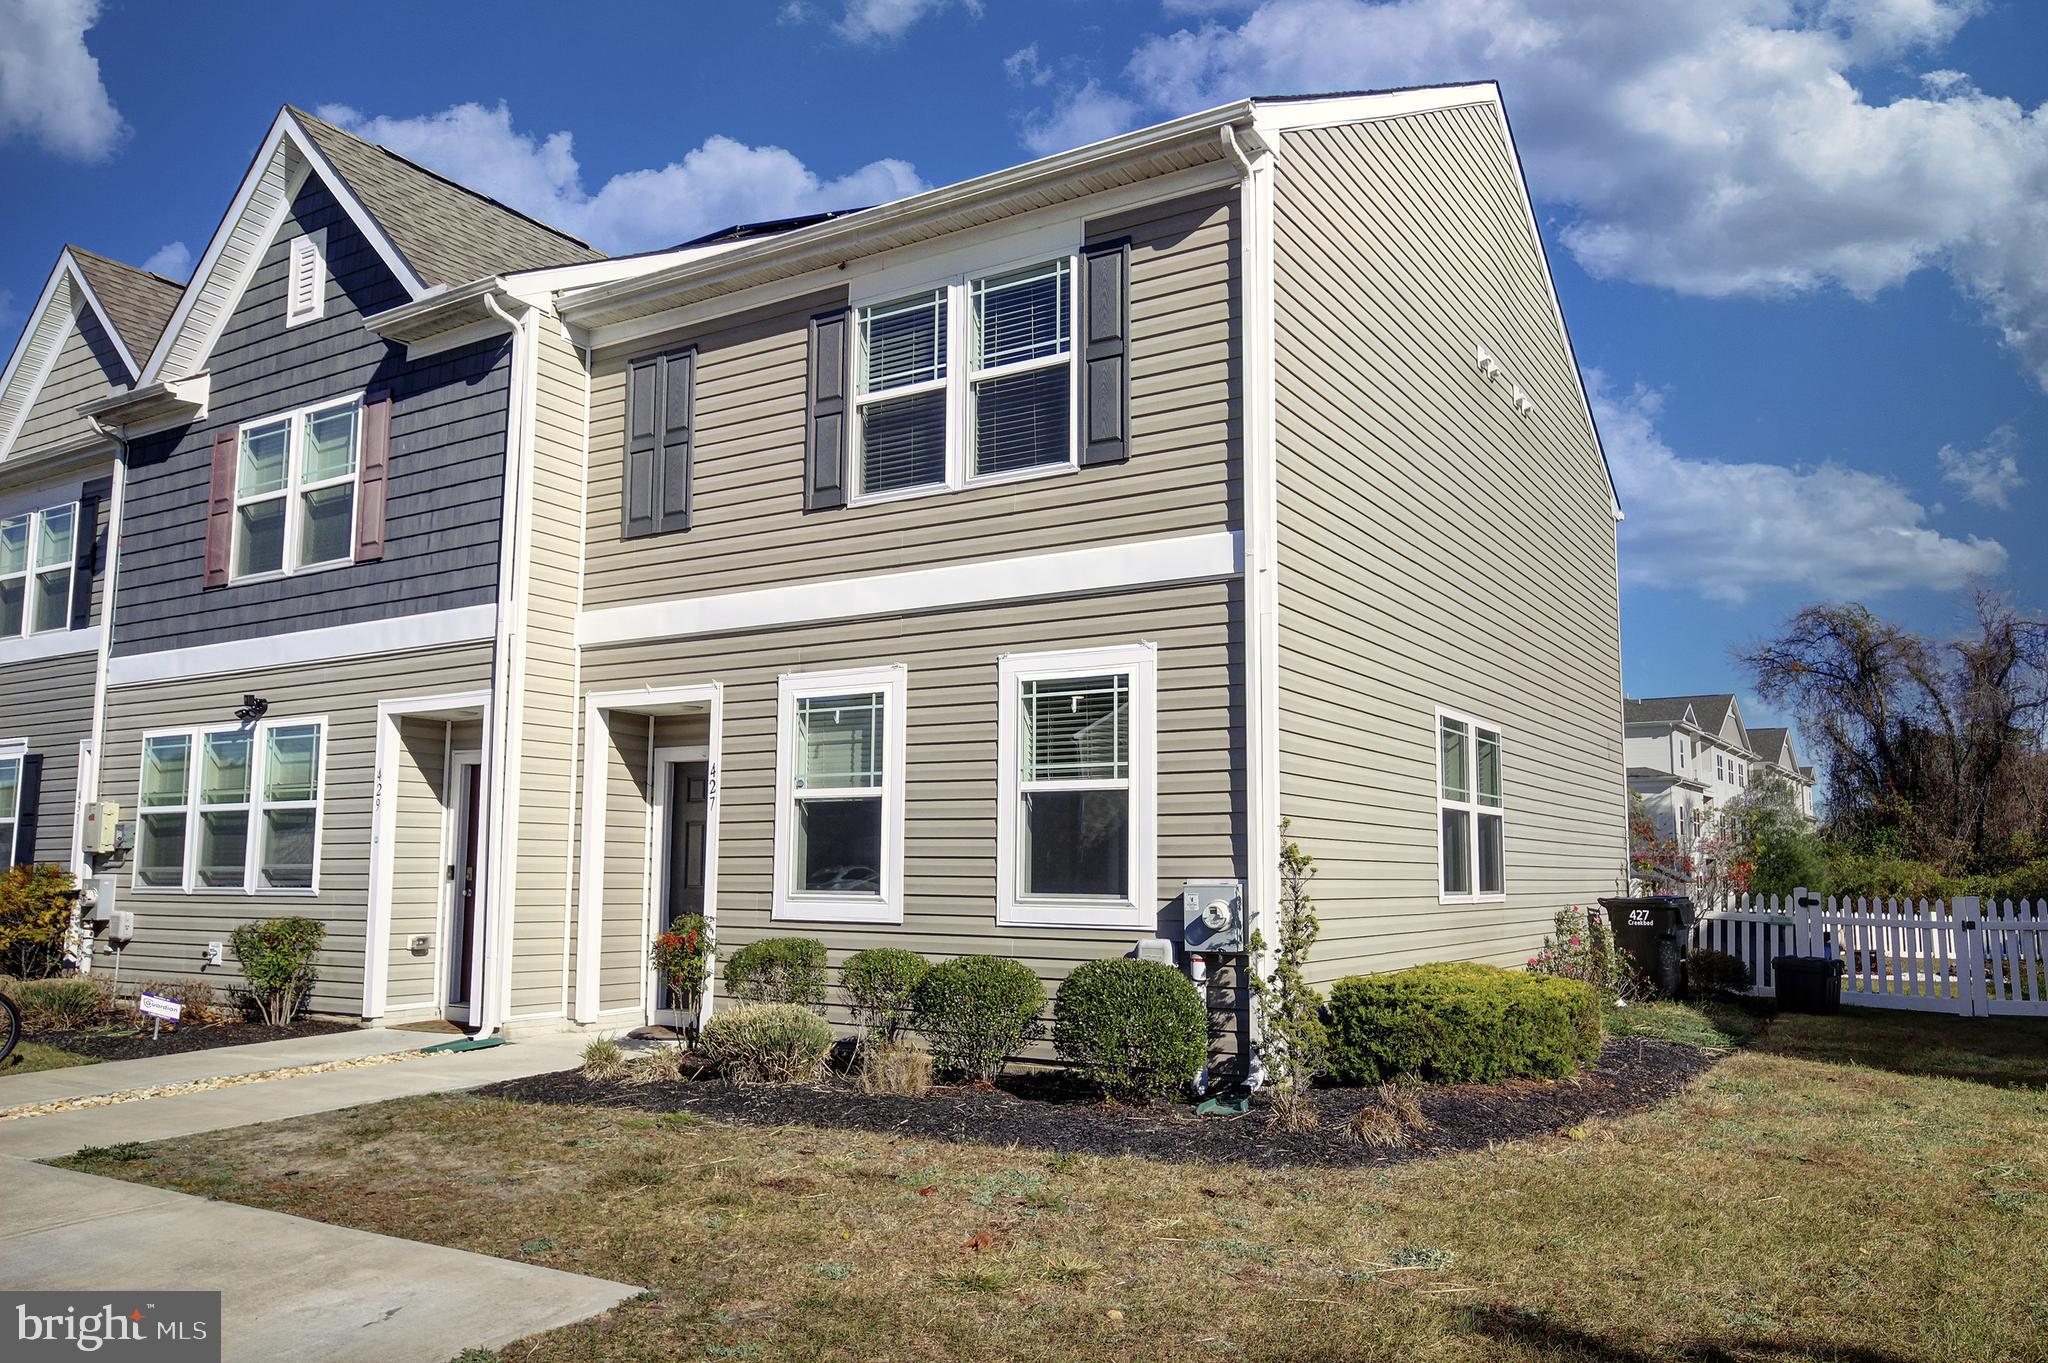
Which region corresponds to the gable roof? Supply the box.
[140,107,604,386]
[65,247,182,361]
[1748,727,1805,771]
[1624,697,1700,727]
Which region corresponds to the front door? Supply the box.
[654,757,710,1022]
[445,754,484,1023]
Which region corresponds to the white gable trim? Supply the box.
[138,110,430,387]
[0,251,143,460]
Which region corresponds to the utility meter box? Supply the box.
[106,909,135,943]
[87,875,116,923]
[82,801,121,854]
[1182,879,1246,955]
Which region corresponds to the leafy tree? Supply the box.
[1250,819,1327,1131]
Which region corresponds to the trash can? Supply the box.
[1598,896,1700,998]
[1770,956,1845,1014]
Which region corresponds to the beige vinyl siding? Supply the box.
[96,640,495,1014]
[384,717,450,1010]
[1272,105,1626,983]
[11,304,128,462]
[505,322,587,1018]
[0,650,97,869]
[579,580,1244,1014]
[581,186,1239,610]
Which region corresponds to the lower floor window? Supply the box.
[134,717,326,893]
[773,667,906,922]
[1438,711,1505,902]
[0,751,21,869]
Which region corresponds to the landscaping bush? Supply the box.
[0,864,78,979]
[581,1035,627,1081]
[856,1035,933,1096]
[8,974,110,1032]
[1687,949,1752,997]
[1051,957,1206,1100]
[1325,962,1602,1085]
[912,954,1045,1082]
[698,1003,833,1085]
[1528,907,1641,1001]
[724,937,828,1009]
[229,916,325,1025]
[135,977,222,1026]
[841,947,929,1044]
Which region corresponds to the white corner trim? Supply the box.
[577,531,1242,650]
[0,624,101,667]
[106,604,497,688]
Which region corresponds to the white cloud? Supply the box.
[1024,0,2048,391]
[1594,377,2006,603]
[1004,44,1054,88]
[1936,423,2025,509]
[316,102,925,256]
[1018,80,1142,157]
[139,241,192,281]
[832,0,980,44]
[0,0,123,160]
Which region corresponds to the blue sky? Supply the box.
[4,0,2044,747]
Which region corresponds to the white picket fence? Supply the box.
[1690,890,2048,1018]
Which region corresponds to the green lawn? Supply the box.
[2,1041,99,1076]
[56,1007,2048,1363]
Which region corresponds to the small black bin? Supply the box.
[1597,895,1700,998]
[1770,956,1846,1014]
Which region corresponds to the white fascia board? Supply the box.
[0,260,93,460]
[1248,83,1503,134]
[576,531,1244,649]
[105,604,496,687]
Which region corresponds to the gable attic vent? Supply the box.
[286,231,327,327]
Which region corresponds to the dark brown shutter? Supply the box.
[13,753,40,866]
[623,354,660,538]
[805,306,850,511]
[656,349,694,534]
[1079,238,1131,467]
[69,485,102,630]
[203,426,239,589]
[355,391,393,562]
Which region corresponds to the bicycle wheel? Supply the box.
[0,991,18,1067]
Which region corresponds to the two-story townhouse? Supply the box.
[0,248,180,881]
[1625,693,1816,845]
[517,84,1628,1043]
[1744,726,1816,820]
[75,108,607,1019]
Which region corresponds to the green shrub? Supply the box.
[1325,962,1602,1085]
[1956,858,2048,905]
[1528,906,1640,1001]
[0,864,78,979]
[1052,958,1207,1100]
[1687,949,1752,996]
[229,917,326,1025]
[699,1003,834,1085]
[9,974,109,1031]
[724,937,828,1009]
[841,947,929,1044]
[912,955,1045,1081]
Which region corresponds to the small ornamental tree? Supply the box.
[0,864,77,980]
[1250,819,1327,1130]
[1687,805,1756,907]
[650,914,714,1010]
[1529,907,1640,1001]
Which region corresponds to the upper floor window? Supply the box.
[1439,711,1504,902]
[234,398,360,581]
[0,503,75,636]
[853,255,1075,502]
[286,232,327,327]
[135,717,326,894]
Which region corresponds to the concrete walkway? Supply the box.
[1,1159,637,1363]
[0,1028,601,1160]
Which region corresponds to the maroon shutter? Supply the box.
[356,391,393,562]
[203,426,239,589]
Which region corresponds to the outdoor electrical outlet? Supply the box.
[204,941,224,966]
[410,935,431,955]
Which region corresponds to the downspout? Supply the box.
[1222,121,1279,1089]
[75,414,126,974]
[478,291,534,1037]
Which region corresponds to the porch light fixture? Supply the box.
[235,694,270,724]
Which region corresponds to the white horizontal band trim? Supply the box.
[107,604,497,687]
[0,624,101,667]
[577,531,1244,648]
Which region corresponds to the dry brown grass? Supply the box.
[60,1008,2048,1363]
[856,1037,934,1096]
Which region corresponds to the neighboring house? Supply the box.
[18,84,1629,1042]
[0,247,180,879]
[1625,694,1815,848]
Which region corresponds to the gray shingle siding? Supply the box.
[112,176,507,657]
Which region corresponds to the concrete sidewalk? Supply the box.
[0,1030,598,1160]
[0,1027,429,1106]
[1,1158,637,1363]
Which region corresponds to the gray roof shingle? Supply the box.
[67,246,182,362]
[287,107,605,287]
[1625,693,1737,732]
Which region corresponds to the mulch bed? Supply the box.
[480,1035,1720,1169]
[31,1019,359,1062]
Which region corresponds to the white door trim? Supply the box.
[575,684,722,1024]
[442,749,485,1024]
[647,743,710,1025]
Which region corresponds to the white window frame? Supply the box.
[1436,707,1506,906]
[230,394,362,584]
[997,642,1158,930]
[129,715,328,896]
[848,242,1081,508]
[0,739,24,871]
[0,502,78,638]
[286,230,327,327]
[770,665,907,924]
